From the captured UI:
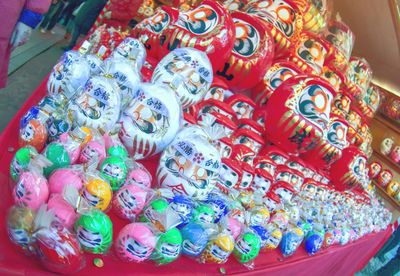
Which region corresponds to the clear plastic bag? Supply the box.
[115,222,157,263]
[47,41,91,100]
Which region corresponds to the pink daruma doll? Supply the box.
[48,168,83,194]
[13,171,49,211]
[115,223,156,263]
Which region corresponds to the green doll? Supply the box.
[43,143,70,177]
[191,203,215,225]
[152,228,182,265]
[10,147,38,181]
[233,231,261,263]
[100,156,127,191]
[75,209,113,254]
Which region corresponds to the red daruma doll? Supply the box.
[265,75,335,155]
[301,115,349,169]
[329,146,368,191]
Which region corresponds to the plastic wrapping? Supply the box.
[85,46,107,75]
[67,75,121,133]
[115,222,157,263]
[111,37,147,71]
[7,206,36,252]
[191,203,216,225]
[157,126,221,200]
[119,82,182,160]
[151,228,182,265]
[58,126,93,164]
[47,194,78,230]
[99,155,127,191]
[47,42,91,100]
[19,113,48,152]
[169,195,195,227]
[199,232,234,264]
[264,224,282,250]
[79,131,107,165]
[80,171,113,211]
[48,167,84,194]
[43,142,71,177]
[233,230,261,269]
[103,55,141,109]
[74,208,113,254]
[13,171,49,211]
[280,226,304,257]
[122,159,152,189]
[180,222,209,257]
[152,47,213,109]
[112,183,149,221]
[34,221,85,274]
[30,206,85,274]
[10,146,39,181]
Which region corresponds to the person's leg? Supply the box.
[63,23,80,50]
[39,3,57,31]
[47,2,64,32]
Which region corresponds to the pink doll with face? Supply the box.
[115,223,156,263]
[13,171,49,211]
[112,184,148,220]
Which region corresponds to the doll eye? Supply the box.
[196,167,206,178]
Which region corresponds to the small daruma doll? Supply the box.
[380,137,394,156]
[367,162,381,179]
[13,171,49,211]
[265,75,335,155]
[390,146,400,164]
[200,232,235,264]
[157,126,221,200]
[377,169,393,188]
[115,223,157,263]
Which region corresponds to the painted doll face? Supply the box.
[253,174,272,193]
[296,36,327,73]
[246,0,298,39]
[76,226,103,249]
[274,187,293,203]
[327,120,348,150]
[125,96,169,135]
[165,150,214,190]
[295,83,333,131]
[239,171,253,190]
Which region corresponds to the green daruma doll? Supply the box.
[75,209,113,254]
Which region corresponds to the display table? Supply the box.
[0,79,393,275]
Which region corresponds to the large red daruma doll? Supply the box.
[251,60,301,107]
[160,0,235,72]
[301,115,349,170]
[215,11,274,93]
[265,75,335,155]
[244,0,303,58]
[329,146,368,191]
[131,6,179,60]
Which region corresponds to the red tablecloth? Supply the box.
[0,78,393,275]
